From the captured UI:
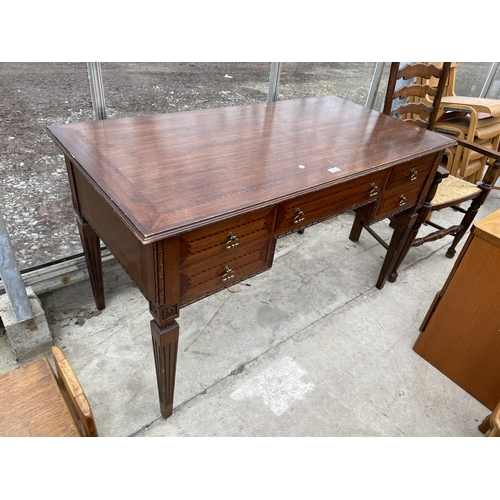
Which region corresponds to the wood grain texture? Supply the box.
[0,357,81,437]
[47,96,454,243]
[414,233,500,410]
[472,208,500,248]
[51,346,98,437]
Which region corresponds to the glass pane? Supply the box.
[101,62,271,119]
[369,63,392,112]
[453,62,493,97]
[0,62,91,271]
[485,64,500,99]
[278,63,378,105]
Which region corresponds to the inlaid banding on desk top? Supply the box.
[47,96,455,242]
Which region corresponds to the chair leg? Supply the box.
[376,210,417,289]
[388,199,435,283]
[446,160,500,257]
[445,198,480,258]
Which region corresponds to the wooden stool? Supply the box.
[0,346,98,437]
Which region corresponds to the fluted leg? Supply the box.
[77,218,105,310]
[150,320,179,418]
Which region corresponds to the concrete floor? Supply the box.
[1,193,499,437]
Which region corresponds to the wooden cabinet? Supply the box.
[415,208,500,411]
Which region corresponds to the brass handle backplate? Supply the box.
[369,183,379,197]
[399,195,407,206]
[410,168,418,181]
[225,232,240,250]
[222,265,235,282]
[294,208,306,224]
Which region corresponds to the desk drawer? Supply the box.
[275,170,388,233]
[180,207,276,268]
[374,183,423,219]
[385,154,434,190]
[180,238,275,306]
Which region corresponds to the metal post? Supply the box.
[267,62,282,102]
[0,210,33,322]
[365,62,385,109]
[87,62,107,120]
[479,62,500,98]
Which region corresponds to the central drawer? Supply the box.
[275,170,388,233]
[179,238,275,306]
[180,206,277,268]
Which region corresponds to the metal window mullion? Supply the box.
[87,62,107,120]
[365,62,385,109]
[479,62,500,98]
[267,62,282,102]
[0,210,33,322]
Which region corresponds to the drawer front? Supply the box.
[180,206,276,268]
[374,183,424,219]
[385,154,434,190]
[275,170,388,233]
[180,238,275,306]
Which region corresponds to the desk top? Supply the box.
[0,357,80,437]
[47,96,454,243]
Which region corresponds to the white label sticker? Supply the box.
[328,167,341,173]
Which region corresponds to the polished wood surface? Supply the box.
[46,96,454,418]
[441,96,500,118]
[47,96,452,243]
[415,209,500,411]
[0,357,80,437]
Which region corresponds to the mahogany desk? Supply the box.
[47,96,454,418]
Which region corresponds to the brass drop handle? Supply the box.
[410,168,418,181]
[369,183,379,197]
[225,232,240,250]
[399,195,407,206]
[222,265,235,282]
[294,208,306,224]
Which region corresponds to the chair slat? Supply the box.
[392,102,434,119]
[394,83,440,100]
[398,62,444,81]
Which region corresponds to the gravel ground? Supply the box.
[1,62,497,271]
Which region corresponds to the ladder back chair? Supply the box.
[349,62,500,284]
